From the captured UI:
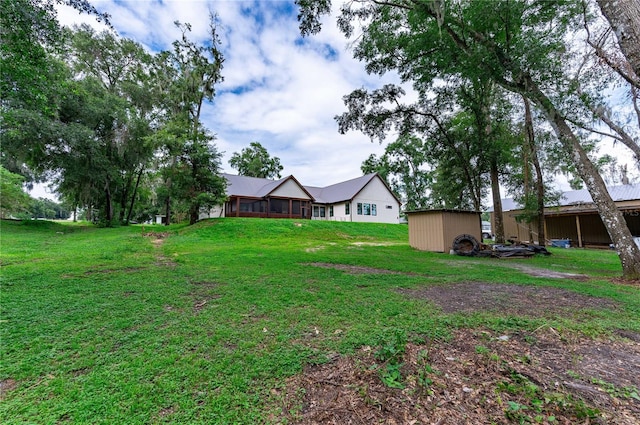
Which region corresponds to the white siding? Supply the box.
[330,202,351,222]
[271,179,311,199]
[352,177,400,224]
[312,202,351,221]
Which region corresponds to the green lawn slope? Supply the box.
[1,218,638,424]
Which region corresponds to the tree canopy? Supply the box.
[229,142,284,179]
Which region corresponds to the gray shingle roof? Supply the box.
[221,172,398,204]
[305,173,379,204]
[221,173,292,198]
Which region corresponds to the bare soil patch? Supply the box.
[0,379,17,400]
[306,262,404,275]
[399,282,620,318]
[143,231,170,248]
[436,259,592,281]
[610,277,640,288]
[277,328,640,424]
[189,281,222,314]
[507,264,590,280]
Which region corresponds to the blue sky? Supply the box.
[51,0,401,189]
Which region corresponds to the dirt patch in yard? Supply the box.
[306,262,404,275]
[0,379,18,400]
[277,328,640,424]
[189,280,222,314]
[398,282,620,318]
[507,264,590,280]
[143,231,177,268]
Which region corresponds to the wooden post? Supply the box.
[575,215,583,248]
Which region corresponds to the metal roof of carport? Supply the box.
[497,183,640,212]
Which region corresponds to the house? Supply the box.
[200,172,402,224]
[493,183,640,247]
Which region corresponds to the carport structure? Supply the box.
[495,184,640,247]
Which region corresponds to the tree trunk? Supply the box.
[104,179,113,226]
[165,195,171,226]
[189,203,199,225]
[523,96,546,244]
[490,158,505,244]
[119,176,131,223]
[126,168,144,225]
[526,80,640,279]
[597,0,640,78]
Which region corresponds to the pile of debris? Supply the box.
[452,234,551,258]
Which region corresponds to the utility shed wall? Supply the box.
[408,212,445,252]
[408,210,481,252]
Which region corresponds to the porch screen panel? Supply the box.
[240,199,266,212]
[270,199,288,214]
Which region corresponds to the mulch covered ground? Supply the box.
[278,327,639,424]
[275,266,640,424]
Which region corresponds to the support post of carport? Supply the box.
[575,215,583,248]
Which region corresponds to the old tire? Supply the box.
[452,234,480,256]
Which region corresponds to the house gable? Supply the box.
[350,175,401,223]
[269,176,313,200]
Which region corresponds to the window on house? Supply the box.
[371,204,377,216]
[313,206,319,217]
[386,205,393,209]
[363,203,371,215]
[345,202,350,215]
[329,206,334,217]
[357,203,362,215]
[320,207,326,217]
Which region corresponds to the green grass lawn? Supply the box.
[1,218,639,424]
